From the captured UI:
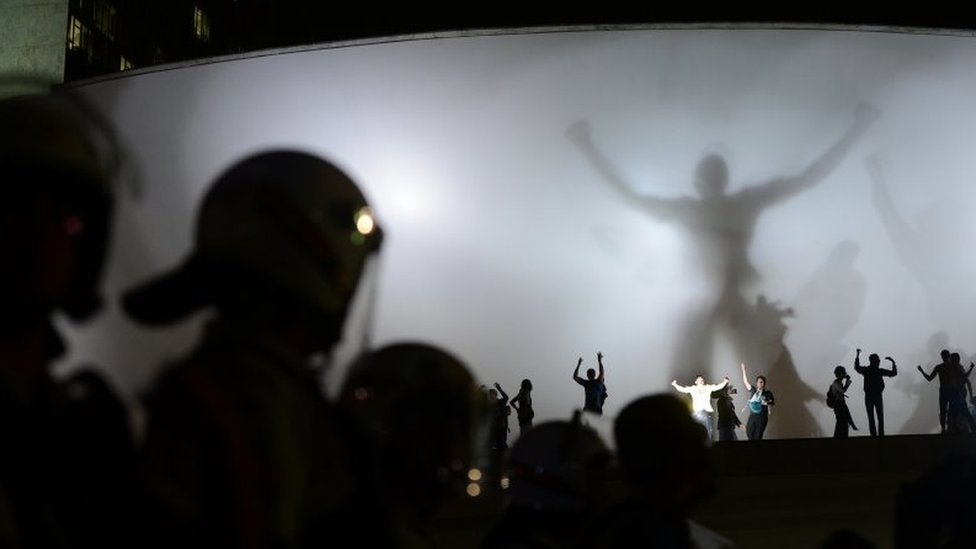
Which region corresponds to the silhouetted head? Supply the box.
[123,150,383,354]
[869,354,880,367]
[506,417,610,513]
[0,91,117,325]
[756,375,767,390]
[339,342,480,511]
[614,394,713,513]
[520,378,532,392]
[488,388,498,399]
[586,368,596,380]
[693,154,729,198]
[941,349,950,361]
[951,352,961,364]
[834,366,847,379]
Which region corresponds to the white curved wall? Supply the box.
[66,27,976,441]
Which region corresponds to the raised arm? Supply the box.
[573,357,584,385]
[854,348,866,375]
[703,377,731,392]
[866,154,915,242]
[747,103,880,205]
[740,363,753,392]
[671,380,692,394]
[883,357,898,377]
[597,351,605,382]
[494,382,509,404]
[918,364,937,382]
[567,120,681,218]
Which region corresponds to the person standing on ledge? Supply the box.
[741,363,775,440]
[829,365,858,438]
[574,352,608,415]
[917,349,954,433]
[853,348,897,436]
[671,374,730,440]
[509,378,535,434]
[712,383,743,441]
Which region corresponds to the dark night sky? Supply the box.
[263,9,976,46]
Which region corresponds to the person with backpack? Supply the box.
[573,352,608,415]
[828,365,858,438]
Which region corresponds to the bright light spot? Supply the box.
[466,483,481,497]
[355,207,374,235]
[467,468,482,481]
[500,476,510,490]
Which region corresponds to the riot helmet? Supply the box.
[0,88,119,325]
[123,150,384,360]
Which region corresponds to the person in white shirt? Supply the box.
[671,375,730,440]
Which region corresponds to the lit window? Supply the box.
[67,16,94,60]
[93,0,117,40]
[193,6,210,42]
[67,16,84,50]
[120,56,134,71]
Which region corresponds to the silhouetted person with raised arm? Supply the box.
[123,151,384,549]
[899,331,949,435]
[741,363,775,440]
[829,366,858,438]
[918,349,955,433]
[568,105,880,382]
[573,352,608,415]
[509,378,535,434]
[853,349,897,436]
[712,383,742,441]
[0,88,135,548]
[489,383,511,450]
[671,374,729,440]
[945,352,976,433]
[963,358,976,423]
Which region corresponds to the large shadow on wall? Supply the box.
[734,295,822,438]
[867,154,976,340]
[567,106,878,438]
[784,241,868,437]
